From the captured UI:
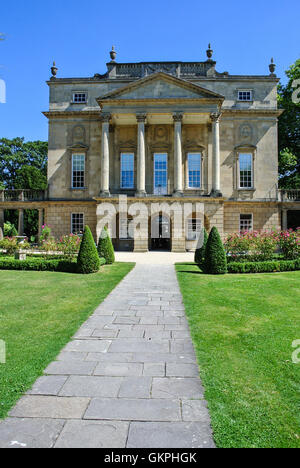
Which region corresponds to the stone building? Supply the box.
[1,47,299,251]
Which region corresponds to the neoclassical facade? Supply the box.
[2,47,290,251]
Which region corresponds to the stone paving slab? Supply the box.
[0,418,65,448]
[54,420,129,448]
[1,262,215,448]
[9,396,90,419]
[127,422,215,448]
[84,398,181,421]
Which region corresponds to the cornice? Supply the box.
[222,109,284,117]
[43,111,101,119]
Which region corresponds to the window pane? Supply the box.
[239,153,253,188]
[72,154,85,188]
[240,214,253,233]
[187,218,202,240]
[121,153,134,188]
[154,154,168,195]
[71,213,84,234]
[188,153,201,188]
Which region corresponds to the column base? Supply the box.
[99,190,111,198]
[173,190,184,197]
[210,189,222,198]
[134,238,149,252]
[171,237,186,252]
[135,190,147,198]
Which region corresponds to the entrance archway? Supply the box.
[150,214,171,251]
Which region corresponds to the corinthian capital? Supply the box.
[136,113,147,123]
[100,112,111,123]
[210,112,222,123]
[173,112,183,122]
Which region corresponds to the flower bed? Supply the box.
[225,229,300,262]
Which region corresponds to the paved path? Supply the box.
[115,251,194,264]
[0,263,215,448]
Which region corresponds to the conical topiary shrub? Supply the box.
[204,226,227,275]
[77,226,100,274]
[97,226,115,264]
[194,227,208,270]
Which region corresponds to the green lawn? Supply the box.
[176,263,300,448]
[0,263,134,419]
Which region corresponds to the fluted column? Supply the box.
[136,114,147,197]
[18,209,24,236]
[173,113,183,196]
[100,113,111,197]
[210,112,222,196]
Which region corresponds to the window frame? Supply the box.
[153,153,168,195]
[187,152,202,190]
[120,152,135,189]
[71,213,84,235]
[187,217,202,241]
[239,213,253,233]
[71,153,86,189]
[72,92,87,104]
[237,89,253,102]
[238,152,254,190]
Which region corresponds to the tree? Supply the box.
[204,227,227,275]
[278,59,300,188]
[0,138,47,188]
[77,226,100,274]
[194,228,208,270]
[0,138,48,238]
[97,226,115,264]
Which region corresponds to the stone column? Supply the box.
[100,113,111,197]
[282,208,288,230]
[136,114,147,197]
[0,208,4,238]
[38,208,44,240]
[18,209,24,236]
[173,113,184,196]
[210,112,222,196]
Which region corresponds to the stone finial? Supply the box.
[51,61,58,79]
[110,46,117,62]
[269,57,276,76]
[206,43,213,60]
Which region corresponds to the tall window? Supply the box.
[72,154,85,188]
[71,213,84,234]
[239,153,253,189]
[187,218,202,241]
[188,153,201,188]
[240,214,253,233]
[121,153,134,189]
[238,90,252,101]
[154,153,168,195]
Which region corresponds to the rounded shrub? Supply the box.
[204,226,227,275]
[194,228,208,270]
[77,226,100,274]
[97,226,115,264]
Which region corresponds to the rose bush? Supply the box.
[58,234,81,259]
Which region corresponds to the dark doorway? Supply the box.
[151,214,171,251]
[287,210,300,230]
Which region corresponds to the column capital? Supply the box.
[173,112,183,122]
[100,112,111,123]
[136,113,147,123]
[210,112,222,123]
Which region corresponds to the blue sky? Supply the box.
[0,0,299,141]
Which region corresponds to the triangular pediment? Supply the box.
[98,72,224,102]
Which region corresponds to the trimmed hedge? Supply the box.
[97,226,115,264]
[228,258,300,274]
[204,227,227,275]
[0,257,77,272]
[194,228,208,269]
[77,226,101,274]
